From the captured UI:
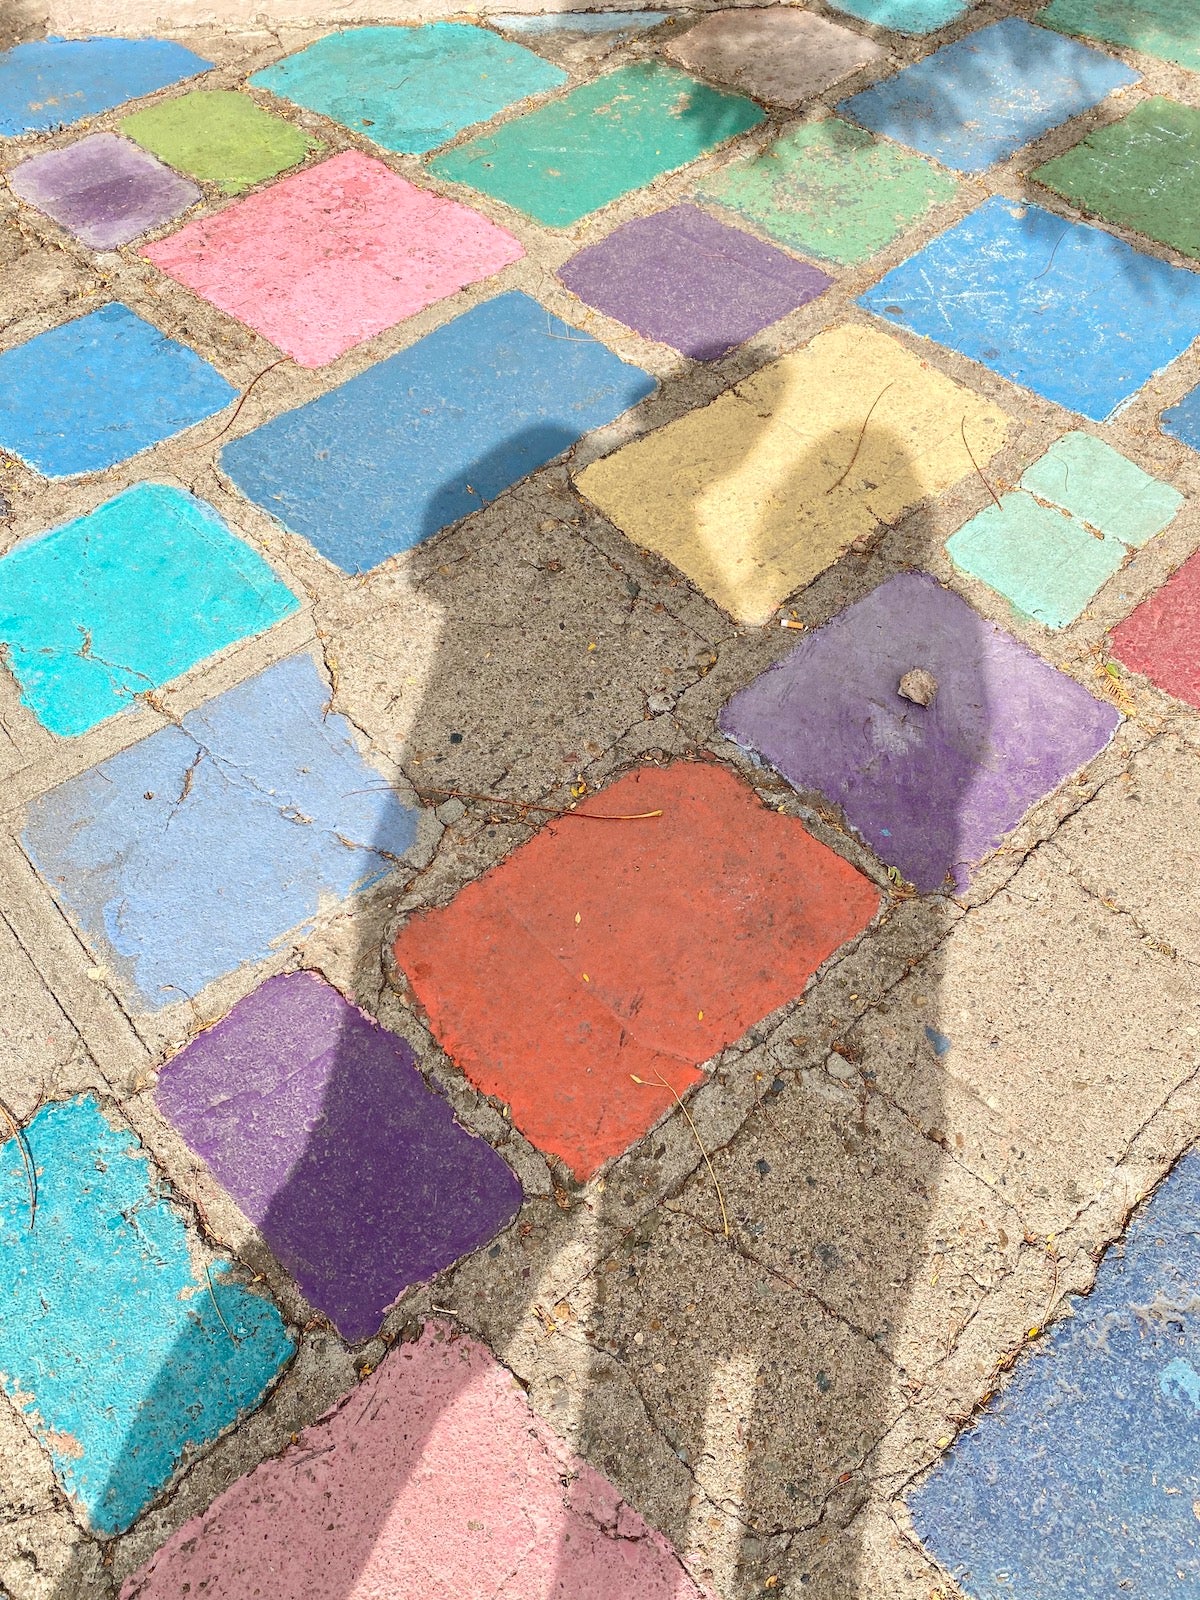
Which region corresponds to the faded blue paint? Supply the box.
[840,18,1138,171]
[0,302,236,479]
[490,12,667,35]
[21,652,421,1010]
[912,1146,1200,1597]
[0,1096,293,1535]
[221,290,656,574]
[1161,383,1200,453]
[0,484,299,738]
[0,36,210,137]
[860,197,1200,421]
[825,0,974,33]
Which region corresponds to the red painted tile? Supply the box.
[394,762,879,1180]
[1111,548,1200,710]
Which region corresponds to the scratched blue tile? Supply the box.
[912,1145,1200,1597]
[0,1096,293,1535]
[21,652,421,1010]
[221,290,655,574]
[825,0,975,33]
[0,36,210,137]
[0,302,236,479]
[1161,383,1200,453]
[860,197,1200,421]
[839,17,1139,171]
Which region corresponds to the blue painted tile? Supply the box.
[0,302,236,479]
[912,1145,1200,1598]
[0,37,211,137]
[860,197,1200,421]
[22,652,421,1010]
[839,17,1138,171]
[0,1096,293,1535]
[1162,383,1200,453]
[825,0,975,33]
[0,484,299,738]
[221,290,655,574]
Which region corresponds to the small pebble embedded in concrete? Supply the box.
[6,134,200,250]
[898,668,938,706]
[1039,0,1200,74]
[663,7,887,108]
[1111,546,1200,711]
[120,88,316,194]
[0,36,210,137]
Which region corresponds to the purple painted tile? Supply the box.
[557,202,832,360]
[155,971,523,1342]
[7,134,199,251]
[719,572,1119,893]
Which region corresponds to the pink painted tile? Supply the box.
[122,1322,710,1600]
[144,149,524,367]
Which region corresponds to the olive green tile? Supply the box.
[121,90,317,195]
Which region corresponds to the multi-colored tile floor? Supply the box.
[0,5,1198,1597]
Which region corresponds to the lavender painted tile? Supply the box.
[7,135,199,251]
[155,971,522,1343]
[719,573,1118,892]
[558,203,832,359]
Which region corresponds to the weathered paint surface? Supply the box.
[120,88,315,193]
[0,1096,293,1536]
[0,483,298,737]
[221,290,655,573]
[840,17,1139,173]
[250,23,566,156]
[558,202,831,360]
[491,11,667,37]
[120,1323,712,1600]
[1161,381,1200,454]
[1112,547,1200,711]
[21,653,421,1009]
[156,971,522,1344]
[825,0,975,34]
[0,37,210,137]
[394,762,879,1180]
[1020,431,1184,548]
[575,322,1006,626]
[699,117,957,267]
[663,7,886,109]
[912,1148,1200,1597]
[145,150,524,368]
[0,301,236,479]
[430,62,764,228]
[6,133,199,250]
[860,197,1200,422]
[1039,0,1200,73]
[719,572,1120,892]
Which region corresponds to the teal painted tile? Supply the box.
[429,62,763,227]
[1019,430,1183,547]
[0,1096,293,1536]
[825,0,975,34]
[250,23,565,155]
[0,483,299,737]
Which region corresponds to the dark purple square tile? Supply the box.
[7,133,200,251]
[156,971,523,1342]
[719,572,1119,893]
[557,202,832,360]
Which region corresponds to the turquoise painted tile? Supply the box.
[825,0,975,35]
[1019,430,1183,547]
[0,483,299,737]
[0,1096,293,1535]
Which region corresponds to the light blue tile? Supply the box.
[0,37,210,137]
[826,0,974,33]
[1019,430,1183,547]
[1161,382,1200,453]
[490,11,667,35]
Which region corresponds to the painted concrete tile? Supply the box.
[911,1146,1200,1598]
[0,1096,293,1536]
[575,322,1006,626]
[699,117,958,268]
[1112,548,1200,711]
[0,37,210,137]
[394,762,879,1181]
[0,301,236,478]
[664,8,887,109]
[719,572,1119,892]
[1039,0,1200,74]
[0,483,298,738]
[221,290,655,573]
[1162,381,1200,453]
[840,17,1139,173]
[250,23,566,156]
[21,653,421,1010]
[860,197,1200,422]
[1021,430,1183,546]
[557,202,832,360]
[121,1323,710,1600]
[156,972,522,1344]
[492,11,667,38]
[1035,97,1200,261]
[825,0,974,35]
[145,150,523,369]
[6,134,200,251]
[120,89,315,194]
[429,62,764,228]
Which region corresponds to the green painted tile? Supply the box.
[428,62,763,228]
[1034,98,1200,261]
[1039,0,1200,73]
[1020,431,1183,548]
[697,117,957,267]
[121,90,317,194]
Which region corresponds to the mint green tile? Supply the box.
[698,117,957,267]
[1039,0,1200,73]
[428,61,763,228]
[1020,431,1183,548]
